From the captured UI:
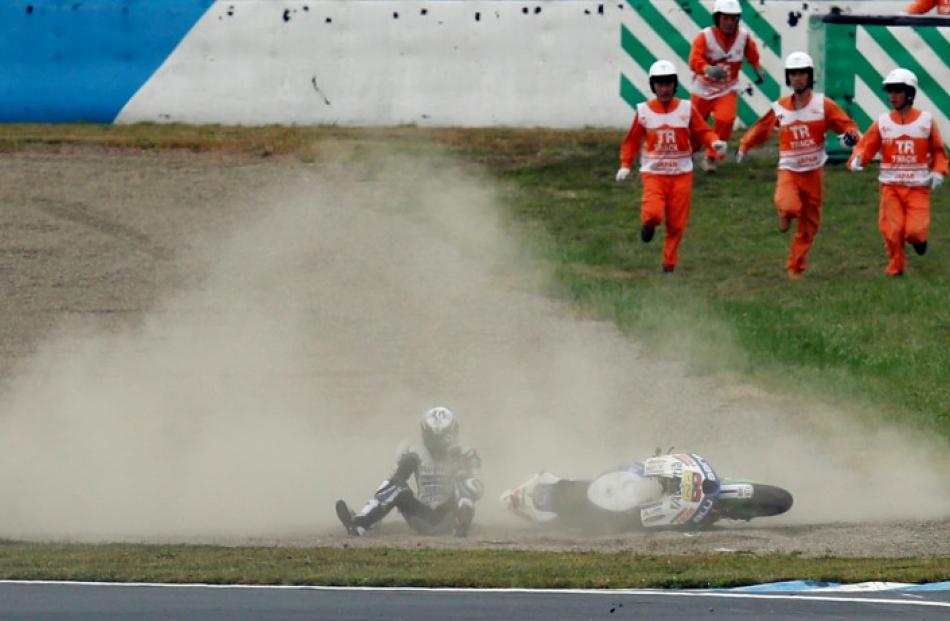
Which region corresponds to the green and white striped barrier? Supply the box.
[619,1,949,132]
[814,14,950,136]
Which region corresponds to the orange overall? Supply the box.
[851,108,949,275]
[740,93,857,275]
[905,0,950,14]
[620,97,720,270]
[689,25,761,160]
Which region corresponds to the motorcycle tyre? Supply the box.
[717,483,793,522]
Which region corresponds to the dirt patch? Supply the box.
[1,146,949,556]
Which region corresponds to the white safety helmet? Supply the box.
[784,51,814,70]
[648,59,679,93]
[713,0,742,15]
[882,68,918,104]
[784,51,814,87]
[882,68,918,90]
[420,406,459,455]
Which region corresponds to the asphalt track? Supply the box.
[1,582,949,620]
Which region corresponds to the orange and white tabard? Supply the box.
[691,26,750,99]
[905,0,950,14]
[877,111,935,186]
[774,93,828,172]
[636,99,694,175]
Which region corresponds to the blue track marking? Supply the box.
[0,0,214,122]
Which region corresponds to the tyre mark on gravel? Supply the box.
[33,199,170,260]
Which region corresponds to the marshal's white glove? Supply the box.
[712,140,728,156]
[735,150,746,164]
[849,156,864,172]
[704,65,728,80]
[616,167,631,182]
[932,173,945,190]
[839,131,860,148]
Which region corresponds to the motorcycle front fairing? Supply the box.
[502,452,723,531]
[635,453,721,528]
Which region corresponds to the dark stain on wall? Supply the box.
[283,8,291,22]
[26,5,33,15]
[787,10,801,25]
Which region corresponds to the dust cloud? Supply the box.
[0,148,948,542]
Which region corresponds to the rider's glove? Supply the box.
[704,65,728,80]
[839,131,860,148]
[932,173,945,191]
[616,167,631,182]
[735,149,746,164]
[848,156,864,172]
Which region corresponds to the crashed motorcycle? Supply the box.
[501,452,792,531]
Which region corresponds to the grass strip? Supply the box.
[1,543,949,588]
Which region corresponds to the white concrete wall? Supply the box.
[118,1,631,127]
[116,0,924,128]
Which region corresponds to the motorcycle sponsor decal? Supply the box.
[675,454,696,469]
[691,472,702,502]
[668,495,682,511]
[672,507,694,525]
[692,453,718,482]
[640,502,667,524]
[680,472,702,503]
[719,484,754,499]
[691,496,716,524]
[643,457,676,477]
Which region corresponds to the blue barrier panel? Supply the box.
[0,0,213,122]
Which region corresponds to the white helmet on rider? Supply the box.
[420,406,459,455]
[648,59,679,94]
[784,51,814,87]
[882,68,918,103]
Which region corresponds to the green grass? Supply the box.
[487,137,950,436]
[1,542,948,588]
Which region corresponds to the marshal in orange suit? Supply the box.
[616,60,726,273]
[738,51,859,280]
[849,68,948,276]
